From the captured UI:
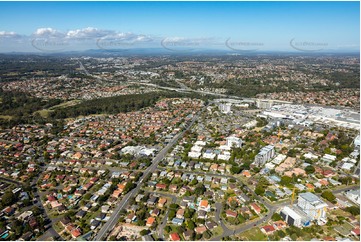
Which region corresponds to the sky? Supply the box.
[0,1,359,53]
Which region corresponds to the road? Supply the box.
[146,192,178,240]
[32,165,64,241]
[332,185,359,194]
[78,61,91,76]
[210,184,359,240]
[214,202,233,237]
[0,176,23,186]
[1,169,64,241]
[127,81,255,102]
[211,199,289,241]
[94,107,204,241]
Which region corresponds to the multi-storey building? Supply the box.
[254,145,275,166]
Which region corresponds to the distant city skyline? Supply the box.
[0,1,359,53]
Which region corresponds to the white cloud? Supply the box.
[0,31,22,39]
[66,27,113,39]
[0,27,219,52]
[162,36,216,44]
[33,28,64,38]
[99,32,153,42]
[2,27,154,44]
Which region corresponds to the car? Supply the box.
[44,218,51,225]
[44,224,52,230]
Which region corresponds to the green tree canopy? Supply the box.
[305,165,315,174]
[1,191,15,206]
[321,190,336,203]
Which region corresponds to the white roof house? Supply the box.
[195,140,207,146]
[341,163,354,171]
[203,150,216,160]
[191,145,203,153]
[304,153,319,160]
[271,154,287,165]
[188,151,201,159]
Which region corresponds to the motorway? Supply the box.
[127,81,255,102]
[94,107,205,241]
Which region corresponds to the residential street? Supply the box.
[94,107,205,241]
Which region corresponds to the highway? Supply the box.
[94,107,204,241]
[127,81,255,102]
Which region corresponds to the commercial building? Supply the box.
[219,103,232,114]
[256,99,274,109]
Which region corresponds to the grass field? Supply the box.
[330,209,351,218]
[210,226,223,238]
[36,109,54,118]
[48,100,81,110]
[0,115,12,120]
[35,100,82,118]
[237,227,268,241]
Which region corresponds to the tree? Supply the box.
[189,179,198,186]
[305,165,315,174]
[314,187,322,193]
[168,210,176,220]
[83,193,92,200]
[1,191,15,206]
[277,230,286,238]
[203,231,212,239]
[321,190,336,203]
[65,209,76,218]
[287,149,297,157]
[184,208,194,219]
[345,206,360,216]
[280,176,293,186]
[339,176,353,185]
[22,199,31,206]
[195,233,202,240]
[164,226,172,233]
[194,185,206,196]
[255,185,265,196]
[290,233,298,241]
[187,220,196,230]
[32,206,42,216]
[176,226,185,234]
[109,236,117,241]
[271,213,282,221]
[140,229,150,236]
[169,204,179,210]
[230,166,242,175]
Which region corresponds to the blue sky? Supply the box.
[0,1,359,53]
